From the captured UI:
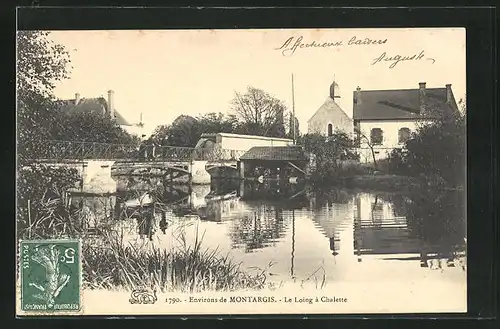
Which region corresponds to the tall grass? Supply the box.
[82,223,274,293]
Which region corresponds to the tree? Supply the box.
[17,31,72,165]
[149,115,200,147]
[405,115,465,188]
[196,112,239,134]
[16,31,141,238]
[17,31,137,162]
[301,132,356,164]
[397,98,466,188]
[52,111,140,145]
[285,112,300,140]
[150,112,242,148]
[17,31,71,103]
[17,31,77,238]
[300,132,357,182]
[230,86,286,137]
[354,127,379,169]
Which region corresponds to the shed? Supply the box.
[239,146,310,179]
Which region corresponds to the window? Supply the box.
[327,123,333,136]
[398,127,411,144]
[370,128,383,145]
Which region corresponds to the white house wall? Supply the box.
[308,117,354,136]
[357,120,422,163]
[217,134,293,152]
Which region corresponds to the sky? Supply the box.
[48,28,466,136]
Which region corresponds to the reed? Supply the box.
[82,224,273,293]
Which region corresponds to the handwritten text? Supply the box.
[275,36,388,56]
[371,50,436,68]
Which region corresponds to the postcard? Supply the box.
[16,27,466,316]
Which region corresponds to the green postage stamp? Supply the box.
[19,239,82,314]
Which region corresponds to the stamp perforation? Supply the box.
[17,238,83,316]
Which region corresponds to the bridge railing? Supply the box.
[31,140,246,162]
[148,145,197,162]
[31,140,139,161]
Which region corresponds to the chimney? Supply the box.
[445,84,452,103]
[107,90,115,118]
[354,86,361,104]
[75,93,81,105]
[419,82,426,113]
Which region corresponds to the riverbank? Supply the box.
[341,174,419,192]
[308,173,464,194]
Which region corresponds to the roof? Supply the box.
[307,97,352,123]
[353,87,457,121]
[57,97,132,126]
[240,146,309,161]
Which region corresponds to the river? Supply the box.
[70,176,466,288]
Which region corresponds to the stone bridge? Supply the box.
[27,134,295,192]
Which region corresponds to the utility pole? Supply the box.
[291,73,296,145]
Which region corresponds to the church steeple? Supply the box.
[329,78,341,100]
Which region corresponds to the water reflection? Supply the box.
[404,190,466,269]
[229,205,288,253]
[75,174,466,282]
[67,192,118,233]
[240,179,309,208]
[354,193,423,259]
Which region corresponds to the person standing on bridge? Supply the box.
[151,142,157,160]
[139,142,147,161]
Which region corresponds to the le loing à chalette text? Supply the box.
[284,296,347,304]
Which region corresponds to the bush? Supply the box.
[404,116,465,187]
[388,148,410,175]
[17,164,81,238]
[300,132,359,183]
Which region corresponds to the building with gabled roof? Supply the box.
[57,90,147,139]
[353,82,460,163]
[307,81,353,136]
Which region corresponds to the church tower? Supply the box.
[329,80,341,100]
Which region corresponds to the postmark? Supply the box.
[19,239,82,314]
